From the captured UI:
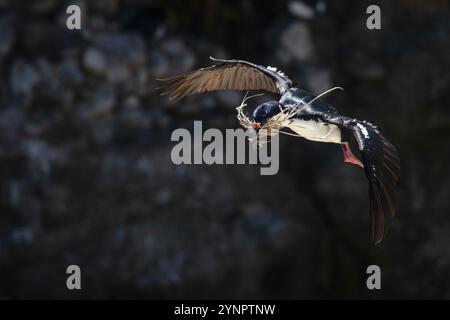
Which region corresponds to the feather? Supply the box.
[157,58,293,100]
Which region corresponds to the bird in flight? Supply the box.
[158,57,400,244]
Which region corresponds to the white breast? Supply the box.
[286,119,342,144]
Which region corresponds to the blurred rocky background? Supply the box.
[0,0,450,299]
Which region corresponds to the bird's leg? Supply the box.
[341,142,364,168]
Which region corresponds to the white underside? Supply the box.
[284,119,342,144]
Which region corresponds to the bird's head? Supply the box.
[252,101,283,130]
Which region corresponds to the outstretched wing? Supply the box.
[350,120,400,244]
[157,57,293,100]
[324,116,400,244]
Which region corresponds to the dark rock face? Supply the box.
[0,15,15,56]
[0,0,449,299]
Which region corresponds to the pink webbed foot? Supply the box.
[341,142,364,168]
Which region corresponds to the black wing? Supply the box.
[157,57,293,100]
[351,120,400,244]
[326,117,400,244]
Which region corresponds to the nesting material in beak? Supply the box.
[236,88,344,146]
[236,93,288,146]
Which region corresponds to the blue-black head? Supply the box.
[252,101,283,129]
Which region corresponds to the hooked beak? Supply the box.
[252,121,262,130]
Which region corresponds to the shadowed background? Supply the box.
[0,0,449,299]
